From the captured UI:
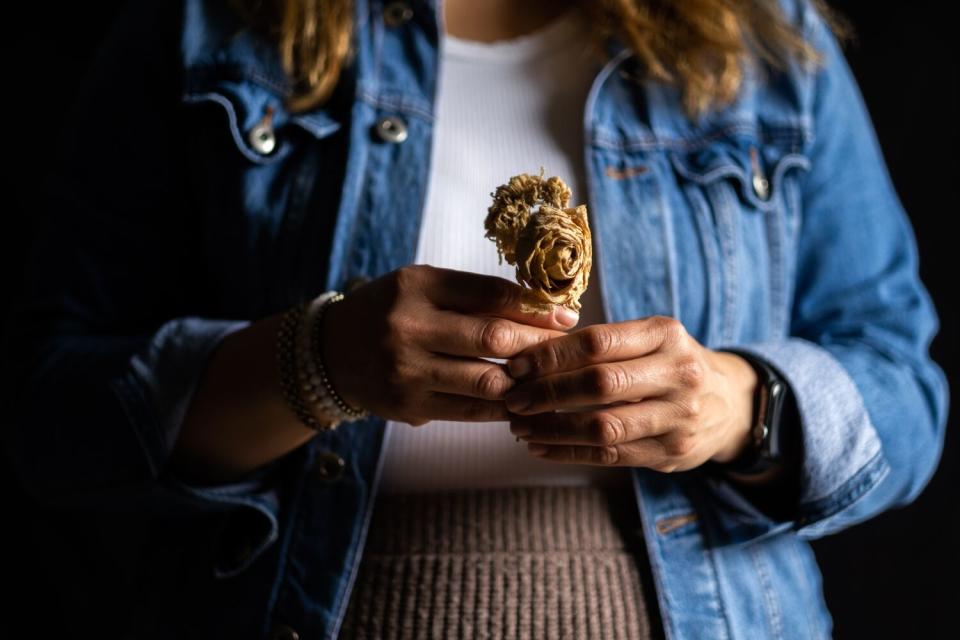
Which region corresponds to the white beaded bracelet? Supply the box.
[296,290,369,423]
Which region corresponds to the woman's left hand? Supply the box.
[504,316,758,473]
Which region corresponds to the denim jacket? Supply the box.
[4,0,949,638]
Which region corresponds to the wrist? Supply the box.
[707,348,798,477]
[708,350,759,464]
[314,291,366,416]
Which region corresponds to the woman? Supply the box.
[4,0,948,638]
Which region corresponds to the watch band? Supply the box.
[713,349,790,475]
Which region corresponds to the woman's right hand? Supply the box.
[322,264,580,425]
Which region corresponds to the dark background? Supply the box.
[4,1,956,637]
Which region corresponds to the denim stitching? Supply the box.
[584,46,635,150]
[748,543,784,639]
[181,92,290,165]
[709,181,739,344]
[769,155,812,193]
[659,177,681,321]
[593,121,810,152]
[703,538,734,640]
[358,87,435,122]
[797,449,891,531]
[685,182,722,347]
[371,0,383,94]
[582,47,634,325]
[672,161,750,188]
[328,420,394,640]
[781,175,803,336]
[183,62,291,96]
[765,189,786,338]
[668,150,807,214]
[783,538,824,640]
[630,471,679,640]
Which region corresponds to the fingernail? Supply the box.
[506,390,531,412]
[555,306,579,327]
[508,356,531,378]
[527,443,549,456]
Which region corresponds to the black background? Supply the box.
[4,1,957,637]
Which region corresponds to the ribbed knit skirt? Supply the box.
[339,484,664,639]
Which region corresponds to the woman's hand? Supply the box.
[503,316,758,473]
[322,264,580,426]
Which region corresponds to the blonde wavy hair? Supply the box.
[227,0,854,119]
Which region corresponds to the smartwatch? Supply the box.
[712,348,794,475]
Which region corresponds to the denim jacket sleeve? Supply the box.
[2,0,283,577]
[703,0,950,543]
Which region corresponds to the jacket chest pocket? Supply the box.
[668,131,810,345]
[179,77,345,313]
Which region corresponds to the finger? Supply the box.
[505,353,679,414]
[508,400,677,446]
[506,316,684,380]
[523,438,670,468]
[423,309,567,359]
[423,265,580,330]
[422,353,517,400]
[418,391,511,423]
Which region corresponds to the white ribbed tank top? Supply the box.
[378,6,630,494]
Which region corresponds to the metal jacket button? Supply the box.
[315,449,346,481]
[749,145,770,201]
[249,106,277,155]
[752,172,770,201]
[374,115,408,143]
[383,1,414,27]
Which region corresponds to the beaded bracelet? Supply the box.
[296,291,367,422]
[276,302,339,432]
[307,292,369,421]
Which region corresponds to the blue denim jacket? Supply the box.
[4,0,949,638]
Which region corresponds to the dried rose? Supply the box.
[484,169,591,315]
[513,203,592,313]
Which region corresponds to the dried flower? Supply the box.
[484,168,592,314]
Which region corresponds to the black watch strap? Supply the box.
[712,349,792,475]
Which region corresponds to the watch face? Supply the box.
[765,379,786,457]
[754,383,770,447]
[769,379,785,402]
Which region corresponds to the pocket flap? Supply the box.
[668,131,810,211]
[182,77,342,164]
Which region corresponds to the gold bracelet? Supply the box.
[276,302,339,432]
[309,291,369,421]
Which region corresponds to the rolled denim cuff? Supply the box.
[108,316,251,474]
[108,316,283,575]
[700,337,892,545]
